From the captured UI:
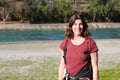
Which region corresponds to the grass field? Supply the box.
[0,56,120,80]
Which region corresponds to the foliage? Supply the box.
[55,0,72,22]
[0,0,120,23]
[0,0,5,6]
[88,0,100,22]
[88,0,120,22]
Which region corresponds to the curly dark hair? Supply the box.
[65,12,91,39]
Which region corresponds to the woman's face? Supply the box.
[72,19,83,36]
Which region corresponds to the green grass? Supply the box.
[0,57,120,80]
[99,68,120,80]
[0,57,59,80]
[99,63,120,80]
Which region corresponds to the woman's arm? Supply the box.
[90,52,99,80]
[58,51,65,80]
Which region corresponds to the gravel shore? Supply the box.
[0,39,120,69]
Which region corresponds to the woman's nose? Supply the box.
[76,24,82,29]
[76,24,80,28]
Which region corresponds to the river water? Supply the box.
[0,28,120,42]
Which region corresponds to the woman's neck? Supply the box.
[71,36,85,45]
[73,35,83,40]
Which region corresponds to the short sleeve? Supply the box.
[60,38,67,51]
[89,38,99,53]
[60,38,68,50]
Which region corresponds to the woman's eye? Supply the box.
[74,23,77,25]
[79,23,83,25]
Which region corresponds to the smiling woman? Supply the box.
[72,19,83,36]
[58,12,99,80]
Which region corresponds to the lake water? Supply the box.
[0,28,120,42]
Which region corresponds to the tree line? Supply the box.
[0,0,120,23]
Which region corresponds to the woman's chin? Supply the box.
[75,33,81,36]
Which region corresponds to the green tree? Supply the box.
[89,0,120,22]
[55,0,72,22]
[0,0,5,6]
[110,0,120,22]
[9,0,28,22]
[26,0,49,23]
[88,0,100,22]
[0,0,10,22]
[99,0,118,22]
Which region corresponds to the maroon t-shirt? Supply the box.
[60,37,98,75]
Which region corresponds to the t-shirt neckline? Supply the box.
[70,38,87,46]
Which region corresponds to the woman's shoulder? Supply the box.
[86,37,95,43]
[63,37,71,41]
[60,37,70,50]
[61,37,70,44]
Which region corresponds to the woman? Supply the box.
[58,12,99,80]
